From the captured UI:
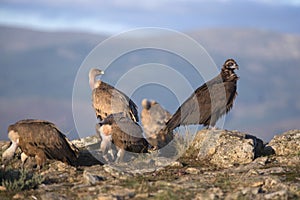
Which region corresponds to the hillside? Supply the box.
[0,26,299,141]
[0,129,299,199]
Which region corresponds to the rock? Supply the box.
[40,193,68,200]
[1,129,300,199]
[268,130,300,156]
[264,190,288,199]
[103,164,132,179]
[72,135,101,149]
[97,196,116,200]
[112,188,135,199]
[0,186,6,191]
[195,187,223,200]
[12,193,24,199]
[169,161,183,167]
[135,193,149,198]
[185,130,264,168]
[257,167,285,175]
[185,167,200,175]
[83,170,106,185]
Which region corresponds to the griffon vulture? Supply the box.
[97,113,148,162]
[89,68,139,122]
[141,99,173,149]
[2,119,79,169]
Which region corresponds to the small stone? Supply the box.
[97,196,115,200]
[260,167,285,174]
[41,192,68,200]
[241,187,261,195]
[0,186,6,191]
[253,156,269,165]
[251,180,264,187]
[12,193,25,199]
[112,188,135,199]
[169,161,183,167]
[103,164,131,179]
[185,167,200,175]
[135,193,149,198]
[264,190,288,199]
[83,170,106,185]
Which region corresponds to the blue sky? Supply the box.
[1,0,300,34]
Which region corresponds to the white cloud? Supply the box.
[0,8,129,34]
[0,0,299,34]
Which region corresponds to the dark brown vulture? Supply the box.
[89,68,139,122]
[141,99,173,149]
[97,113,148,162]
[165,58,239,131]
[2,119,79,169]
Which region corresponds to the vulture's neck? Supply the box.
[2,141,18,161]
[89,75,102,89]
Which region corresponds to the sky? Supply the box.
[0,0,300,34]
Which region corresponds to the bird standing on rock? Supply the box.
[2,119,79,169]
[165,58,239,131]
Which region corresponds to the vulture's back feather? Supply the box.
[8,119,79,166]
[92,81,139,122]
[100,113,148,153]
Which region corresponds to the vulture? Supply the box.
[89,68,139,122]
[97,113,148,162]
[165,58,239,131]
[2,119,79,169]
[141,99,173,149]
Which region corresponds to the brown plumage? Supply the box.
[89,68,139,122]
[141,99,173,149]
[166,58,239,131]
[98,113,148,162]
[2,119,79,169]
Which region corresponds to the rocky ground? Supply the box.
[0,129,299,200]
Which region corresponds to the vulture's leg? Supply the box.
[35,150,46,170]
[100,133,112,154]
[116,148,125,163]
[21,152,29,169]
[211,126,218,131]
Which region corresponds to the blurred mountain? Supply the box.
[0,25,299,141]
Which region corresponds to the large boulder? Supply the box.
[267,129,300,156]
[185,129,265,168]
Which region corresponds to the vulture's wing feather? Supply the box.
[92,82,139,122]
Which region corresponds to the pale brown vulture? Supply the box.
[89,68,139,122]
[2,119,79,169]
[165,58,239,131]
[141,99,173,149]
[97,113,148,162]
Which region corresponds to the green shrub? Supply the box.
[1,168,44,192]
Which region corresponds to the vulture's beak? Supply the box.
[100,70,105,75]
[231,64,239,70]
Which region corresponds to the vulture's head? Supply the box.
[223,59,239,71]
[89,68,104,79]
[1,142,17,168]
[89,68,104,89]
[141,99,152,110]
[222,59,239,81]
